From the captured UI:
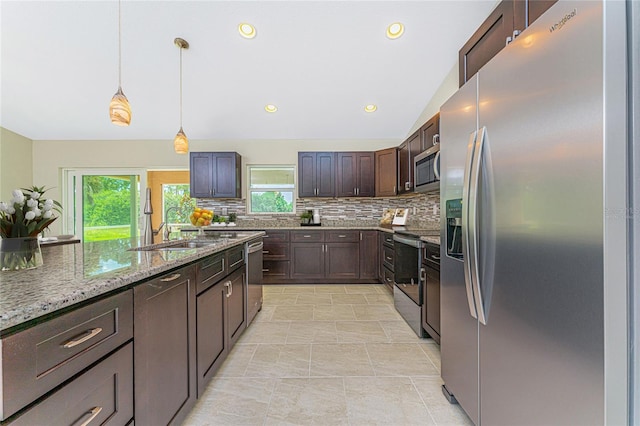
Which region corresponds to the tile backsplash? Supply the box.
[198,192,440,229]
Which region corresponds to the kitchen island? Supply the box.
[0,231,263,425]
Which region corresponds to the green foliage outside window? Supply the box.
[250,192,293,213]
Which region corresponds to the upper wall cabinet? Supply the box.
[298,152,336,197]
[420,113,440,152]
[375,148,398,197]
[190,152,241,198]
[336,152,375,197]
[397,131,421,194]
[459,0,558,87]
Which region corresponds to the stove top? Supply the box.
[394,228,440,238]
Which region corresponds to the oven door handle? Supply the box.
[392,235,423,248]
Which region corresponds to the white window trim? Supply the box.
[246,164,297,215]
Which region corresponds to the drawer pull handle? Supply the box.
[338,235,346,238]
[160,273,181,282]
[76,406,103,426]
[262,269,270,272]
[303,235,311,238]
[386,278,392,282]
[263,250,270,254]
[432,255,441,260]
[386,256,392,261]
[62,328,103,349]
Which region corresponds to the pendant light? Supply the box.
[173,38,189,154]
[109,0,131,126]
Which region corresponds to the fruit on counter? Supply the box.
[190,207,213,226]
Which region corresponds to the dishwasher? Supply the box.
[245,238,264,326]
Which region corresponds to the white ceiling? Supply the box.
[0,1,496,141]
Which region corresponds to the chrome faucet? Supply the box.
[162,206,181,241]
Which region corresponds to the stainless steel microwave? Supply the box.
[414,137,440,193]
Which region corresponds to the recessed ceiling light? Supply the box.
[265,104,278,113]
[386,22,404,39]
[238,23,256,39]
[364,104,377,113]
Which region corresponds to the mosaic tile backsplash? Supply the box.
[198,192,440,229]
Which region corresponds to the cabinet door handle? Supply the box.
[160,273,181,282]
[338,235,346,238]
[262,269,270,272]
[420,267,427,284]
[75,406,103,426]
[212,188,215,196]
[356,188,360,195]
[354,187,357,195]
[386,256,392,261]
[360,232,363,241]
[303,235,311,238]
[225,281,233,297]
[263,250,270,254]
[385,277,392,283]
[393,185,396,194]
[61,327,103,349]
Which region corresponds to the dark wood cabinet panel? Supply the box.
[226,268,246,346]
[189,152,241,198]
[375,148,398,197]
[291,231,324,243]
[263,260,290,282]
[263,242,289,260]
[263,230,289,242]
[263,230,290,284]
[325,243,359,280]
[514,0,558,30]
[326,230,359,243]
[336,152,375,197]
[382,266,394,293]
[382,245,395,271]
[459,0,515,87]
[196,279,227,396]
[359,231,378,280]
[398,131,421,194]
[196,252,225,294]
[291,243,325,279]
[134,266,197,426]
[298,152,336,197]
[422,244,441,344]
[11,343,133,426]
[420,113,440,152]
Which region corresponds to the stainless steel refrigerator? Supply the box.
[439,1,631,424]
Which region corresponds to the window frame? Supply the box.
[246,164,297,215]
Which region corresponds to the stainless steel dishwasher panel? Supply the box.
[245,238,264,326]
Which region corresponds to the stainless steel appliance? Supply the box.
[414,139,440,193]
[440,1,630,424]
[245,238,263,326]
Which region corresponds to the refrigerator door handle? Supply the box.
[469,126,488,325]
[462,130,479,319]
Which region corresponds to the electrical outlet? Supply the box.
[222,207,228,216]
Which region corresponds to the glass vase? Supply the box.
[0,237,43,271]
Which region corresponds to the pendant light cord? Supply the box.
[118,0,122,87]
[179,47,183,127]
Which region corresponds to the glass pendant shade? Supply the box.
[174,127,189,154]
[109,87,131,126]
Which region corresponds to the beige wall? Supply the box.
[0,127,33,200]
[32,138,398,233]
[406,64,459,137]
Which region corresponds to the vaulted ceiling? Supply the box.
[0,1,496,141]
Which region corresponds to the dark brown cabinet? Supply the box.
[190,152,241,198]
[134,265,197,426]
[398,131,421,194]
[420,113,440,152]
[422,243,441,344]
[459,0,557,87]
[375,147,398,197]
[263,230,290,283]
[359,231,379,280]
[298,152,336,197]
[290,231,359,281]
[336,152,375,197]
[195,253,246,396]
[380,231,395,293]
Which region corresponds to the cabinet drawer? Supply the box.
[1,290,133,420]
[382,232,394,246]
[227,245,245,272]
[423,244,441,270]
[263,242,289,260]
[262,260,290,280]
[382,267,395,291]
[326,230,359,243]
[382,245,395,271]
[264,230,289,242]
[291,231,324,242]
[197,252,226,294]
[11,342,133,426]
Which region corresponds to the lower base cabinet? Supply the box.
[11,343,133,426]
[134,265,197,426]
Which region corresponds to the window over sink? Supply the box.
[247,166,295,214]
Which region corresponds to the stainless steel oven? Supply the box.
[414,139,440,193]
[393,232,426,337]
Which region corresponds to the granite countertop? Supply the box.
[0,231,264,334]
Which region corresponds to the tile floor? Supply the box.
[183,284,473,426]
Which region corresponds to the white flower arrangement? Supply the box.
[0,186,62,238]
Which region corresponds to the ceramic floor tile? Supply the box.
[237,321,290,344]
[336,320,389,343]
[252,305,275,322]
[282,285,316,294]
[344,284,383,294]
[313,284,347,294]
[330,293,369,305]
[313,304,356,321]
[420,342,442,372]
[182,377,276,426]
[263,285,286,294]
[265,377,348,425]
[411,377,474,426]
[263,293,300,306]
[344,376,436,425]
[216,343,258,377]
[310,343,375,377]
[244,344,311,378]
[286,320,338,344]
[366,343,439,377]
[352,304,402,321]
[364,293,394,304]
[295,293,333,305]
[272,304,315,321]
[379,320,423,342]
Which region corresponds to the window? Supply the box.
[162,184,194,225]
[247,166,295,214]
